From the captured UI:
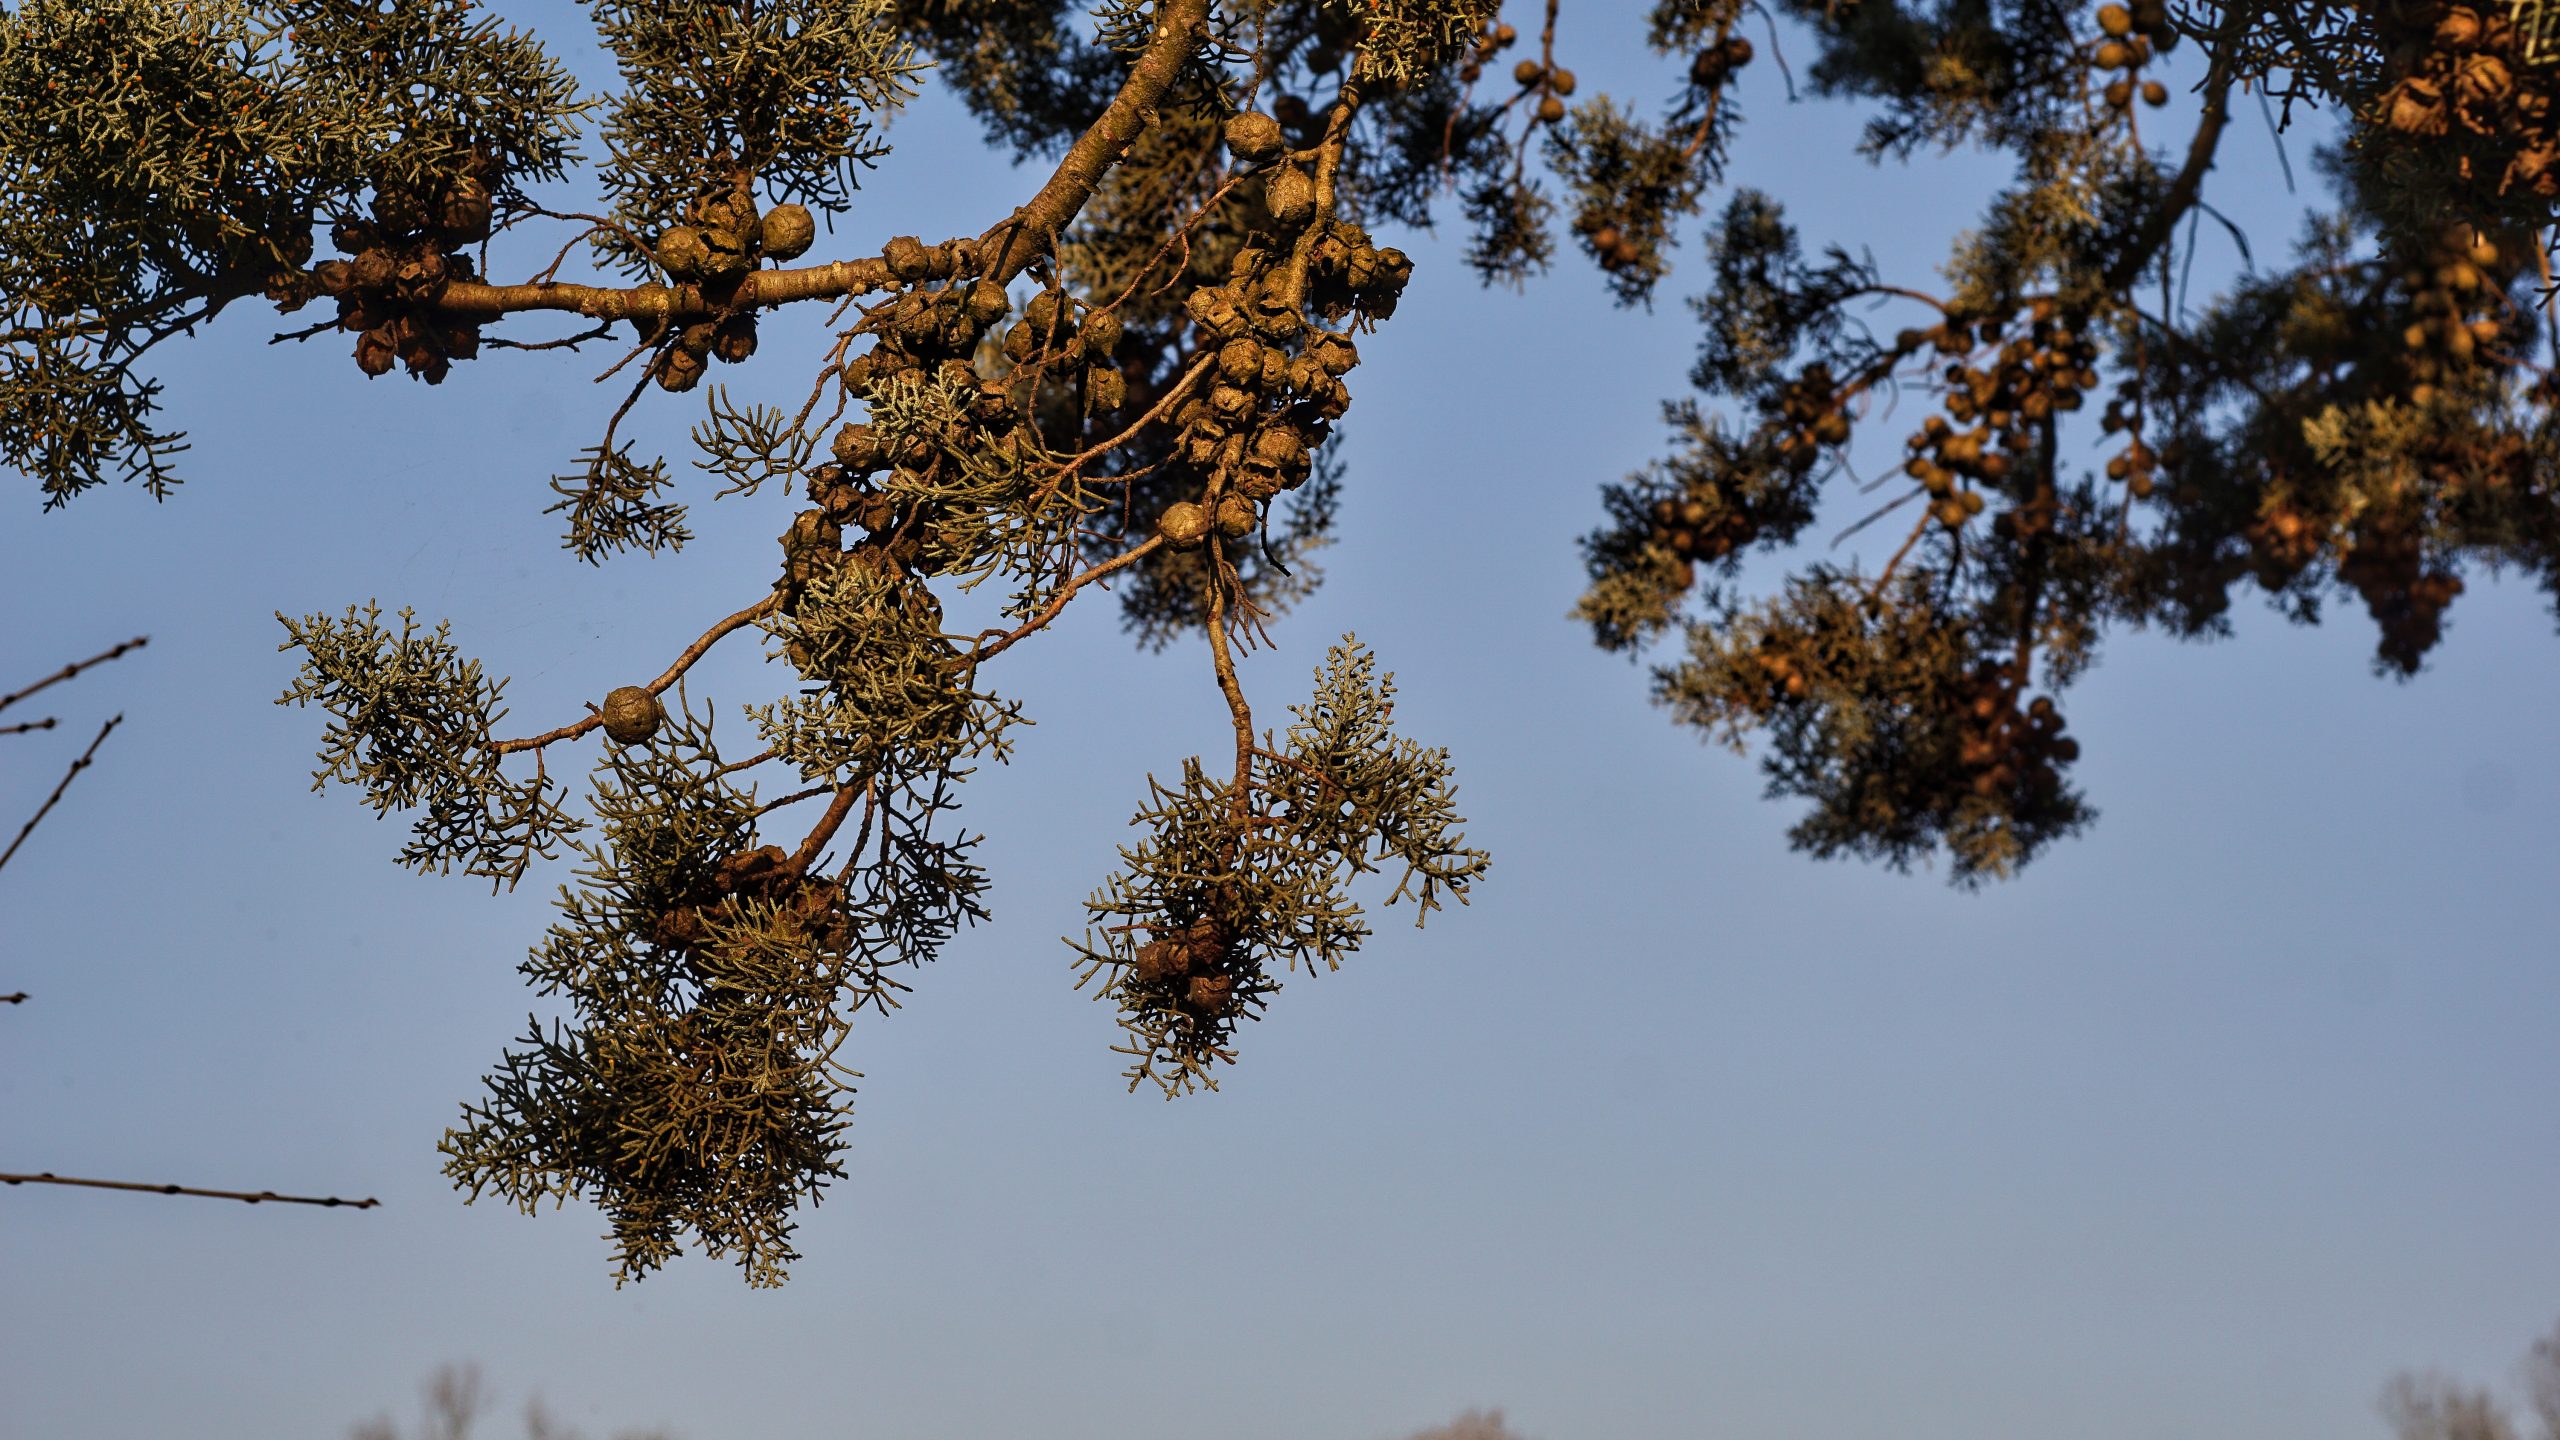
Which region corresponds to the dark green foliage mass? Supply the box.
[0,0,580,501]
[11,0,2558,1279]
[1568,0,2560,879]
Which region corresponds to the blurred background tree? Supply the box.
[351,1364,671,1440]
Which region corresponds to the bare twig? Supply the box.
[0,635,148,716]
[1204,550,1258,822]
[753,783,833,817]
[1868,512,1935,598]
[1833,486,1925,549]
[1,715,121,875]
[968,536,1164,666]
[714,747,780,777]
[489,595,781,755]
[788,782,866,873]
[1,1171,378,1209]
[2102,9,2242,295]
[1040,356,1216,485]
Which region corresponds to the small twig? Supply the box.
[1251,744,1347,799]
[714,747,779,777]
[483,322,618,353]
[1,715,121,875]
[1854,283,1951,311]
[1,717,59,736]
[1041,356,1216,485]
[968,536,1165,666]
[0,1171,378,1209]
[834,773,882,886]
[2535,232,2560,364]
[0,636,148,716]
[509,206,657,287]
[1105,173,1254,317]
[754,783,833,817]
[1754,2,1798,99]
[1203,548,1258,825]
[1677,85,1728,166]
[2256,88,2296,195]
[1832,486,1924,548]
[1867,512,1935,599]
[788,782,866,873]
[489,595,781,754]
[267,318,341,345]
[0,992,26,1004]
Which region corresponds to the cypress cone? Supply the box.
[1214,495,1258,538]
[1265,167,1317,228]
[1158,501,1212,548]
[655,225,710,280]
[1226,111,1286,162]
[600,686,664,745]
[759,204,816,261]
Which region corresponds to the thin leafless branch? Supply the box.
[1,714,121,874]
[0,635,148,716]
[1,1171,379,1208]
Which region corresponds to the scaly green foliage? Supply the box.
[438,695,992,1286]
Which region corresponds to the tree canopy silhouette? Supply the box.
[4,0,2551,1282]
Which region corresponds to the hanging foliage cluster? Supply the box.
[1571,0,2560,882]
[9,0,2555,1277]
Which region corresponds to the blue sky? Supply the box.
[5,6,2559,1439]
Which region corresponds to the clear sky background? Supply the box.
[6,6,2560,1439]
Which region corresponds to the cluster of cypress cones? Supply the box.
[2377,0,2560,201]
[313,153,503,384]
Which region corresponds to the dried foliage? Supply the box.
[549,443,691,563]
[7,0,2555,1280]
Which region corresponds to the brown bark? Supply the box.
[427,0,1213,328]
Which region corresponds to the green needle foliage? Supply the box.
[9,0,2557,1278]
